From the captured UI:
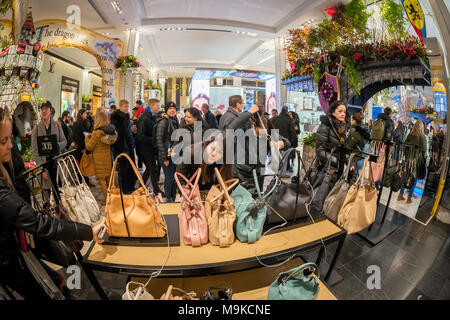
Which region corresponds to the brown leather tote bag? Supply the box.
[105,153,167,238]
[204,168,238,247]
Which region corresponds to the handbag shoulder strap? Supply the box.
[343,153,356,181]
[174,168,202,204]
[214,167,235,203]
[108,153,149,195]
[210,174,239,203]
[278,262,320,281]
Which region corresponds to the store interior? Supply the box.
[0,0,449,302]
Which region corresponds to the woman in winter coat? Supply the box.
[315,100,349,169]
[398,121,429,204]
[85,110,118,204]
[71,108,94,186]
[345,113,370,174]
[0,108,106,300]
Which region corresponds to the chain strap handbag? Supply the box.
[268,262,320,300]
[204,168,239,247]
[232,169,277,243]
[323,153,356,223]
[105,153,167,238]
[175,168,208,247]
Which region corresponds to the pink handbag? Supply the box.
[371,143,386,182]
[175,169,209,247]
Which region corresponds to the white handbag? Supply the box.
[67,155,101,223]
[57,158,92,225]
[122,282,154,300]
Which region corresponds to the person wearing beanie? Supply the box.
[155,101,179,202]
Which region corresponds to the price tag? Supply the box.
[37,134,58,157]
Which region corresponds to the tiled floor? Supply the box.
[43,174,450,300]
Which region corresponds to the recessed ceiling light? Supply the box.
[111,1,125,15]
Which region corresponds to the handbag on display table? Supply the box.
[105,153,167,238]
[267,262,320,300]
[265,148,313,225]
[174,168,208,247]
[337,157,377,234]
[232,169,277,243]
[323,153,356,223]
[204,168,239,247]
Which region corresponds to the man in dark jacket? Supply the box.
[219,95,258,131]
[137,99,163,195]
[201,103,218,129]
[155,102,179,202]
[377,107,395,141]
[110,99,137,194]
[271,106,298,149]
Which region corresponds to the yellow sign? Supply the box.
[404,0,425,30]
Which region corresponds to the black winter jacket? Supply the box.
[316,115,347,166]
[136,111,157,155]
[218,108,252,131]
[345,124,370,157]
[271,111,298,148]
[0,178,92,282]
[377,113,394,141]
[72,120,90,151]
[204,110,218,129]
[155,114,179,162]
[110,110,133,157]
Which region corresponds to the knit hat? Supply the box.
[164,101,177,112]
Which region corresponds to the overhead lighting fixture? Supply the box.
[257,54,275,65]
[111,1,125,15]
[103,32,111,36]
[235,30,257,36]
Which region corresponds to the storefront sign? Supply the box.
[401,0,427,44]
[37,134,58,156]
[33,19,123,109]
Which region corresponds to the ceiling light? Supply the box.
[247,32,257,36]
[111,1,125,15]
[103,32,111,36]
[257,54,275,65]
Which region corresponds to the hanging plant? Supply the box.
[115,54,141,73]
[0,0,12,15]
[380,0,408,39]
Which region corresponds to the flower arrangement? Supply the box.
[82,95,92,103]
[282,0,429,94]
[0,46,9,57]
[115,54,141,70]
[410,106,436,115]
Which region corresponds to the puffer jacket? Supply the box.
[155,113,179,162]
[0,178,92,283]
[85,125,117,178]
[345,124,371,152]
[316,115,347,167]
[271,110,298,148]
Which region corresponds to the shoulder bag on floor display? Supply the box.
[105,153,167,238]
[80,150,95,177]
[405,151,417,189]
[391,163,407,193]
[232,169,277,243]
[310,148,338,217]
[371,143,386,182]
[323,153,356,223]
[268,262,320,300]
[175,168,208,246]
[265,148,312,225]
[204,168,239,247]
[337,157,377,234]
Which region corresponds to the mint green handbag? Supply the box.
[231,169,277,243]
[268,262,320,300]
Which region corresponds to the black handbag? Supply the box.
[265,148,312,225]
[391,164,407,192]
[416,153,426,180]
[405,157,417,189]
[310,149,338,217]
[201,286,233,300]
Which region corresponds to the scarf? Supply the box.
[333,118,346,143]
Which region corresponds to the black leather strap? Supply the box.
[117,165,131,237]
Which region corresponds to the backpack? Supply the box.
[370,119,385,141]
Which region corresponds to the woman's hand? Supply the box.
[277,141,285,150]
[92,218,108,244]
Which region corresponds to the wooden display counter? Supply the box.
[80,203,346,300]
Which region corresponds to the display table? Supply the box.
[80,203,346,300]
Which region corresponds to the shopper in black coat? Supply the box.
[377,107,395,141]
[0,110,106,299]
[316,100,349,169]
[110,100,136,194]
[201,103,218,129]
[71,109,91,162]
[271,107,298,148]
[136,99,162,195]
[155,102,179,202]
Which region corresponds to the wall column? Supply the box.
[119,29,140,105]
[274,36,287,110]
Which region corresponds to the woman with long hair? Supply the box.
[397,120,428,203]
[72,108,94,186]
[85,110,118,204]
[0,108,106,299]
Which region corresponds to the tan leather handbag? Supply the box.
[337,157,377,234]
[105,153,167,238]
[204,168,238,247]
[80,150,96,177]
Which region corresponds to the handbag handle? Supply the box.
[214,167,238,204]
[210,172,239,203]
[174,168,202,206]
[108,153,149,194]
[343,153,356,181]
[276,262,320,284]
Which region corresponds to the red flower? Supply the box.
[326,6,337,17]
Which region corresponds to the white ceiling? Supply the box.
[23,0,337,78]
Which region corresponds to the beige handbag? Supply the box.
[105,153,167,238]
[337,157,377,234]
[160,285,198,300]
[204,168,238,247]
